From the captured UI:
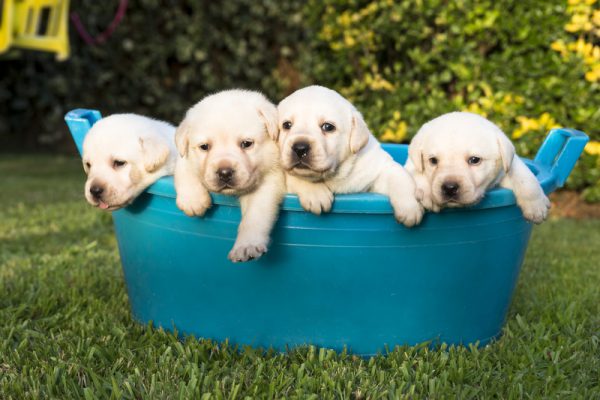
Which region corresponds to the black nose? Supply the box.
[217,168,234,183]
[90,185,104,199]
[292,142,310,159]
[442,181,460,198]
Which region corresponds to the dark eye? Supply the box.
[199,143,210,151]
[321,122,336,132]
[429,157,438,166]
[282,121,292,130]
[113,160,127,168]
[240,140,254,149]
[85,162,91,169]
[468,156,482,165]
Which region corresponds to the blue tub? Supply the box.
[66,109,588,356]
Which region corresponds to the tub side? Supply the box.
[114,193,532,355]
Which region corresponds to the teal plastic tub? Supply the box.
[66,109,588,356]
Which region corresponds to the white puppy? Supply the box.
[277,85,423,227]
[405,111,550,223]
[174,90,284,262]
[82,114,176,211]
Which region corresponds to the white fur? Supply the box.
[174,89,285,262]
[82,114,176,211]
[405,111,550,223]
[277,85,423,227]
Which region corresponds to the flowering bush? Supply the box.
[302,0,600,200]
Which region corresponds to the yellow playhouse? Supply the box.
[0,0,70,60]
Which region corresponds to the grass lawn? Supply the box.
[1,155,599,399]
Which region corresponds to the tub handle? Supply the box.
[64,109,103,156]
[533,128,589,191]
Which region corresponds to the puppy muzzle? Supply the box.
[206,158,256,194]
[441,181,460,200]
[85,179,130,210]
[287,139,313,169]
[435,178,480,207]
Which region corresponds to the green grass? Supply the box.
[1,155,599,399]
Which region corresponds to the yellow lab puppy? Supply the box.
[277,85,423,227]
[405,112,550,223]
[82,114,176,211]
[174,90,285,262]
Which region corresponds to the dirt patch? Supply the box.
[550,191,600,219]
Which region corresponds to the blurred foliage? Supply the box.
[301,0,600,201]
[1,0,599,200]
[0,0,305,149]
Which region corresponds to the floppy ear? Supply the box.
[257,100,279,141]
[82,159,90,174]
[174,119,190,158]
[139,136,170,173]
[407,131,425,173]
[496,130,515,173]
[350,108,370,153]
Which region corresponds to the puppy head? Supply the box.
[409,112,514,208]
[277,85,370,181]
[82,114,173,211]
[175,89,279,195]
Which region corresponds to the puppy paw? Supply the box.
[392,197,424,227]
[519,195,551,224]
[297,186,334,215]
[228,240,268,263]
[415,187,425,202]
[176,189,212,217]
[414,180,440,213]
[418,195,441,213]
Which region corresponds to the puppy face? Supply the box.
[82,114,173,211]
[175,90,279,195]
[409,112,514,207]
[277,86,369,182]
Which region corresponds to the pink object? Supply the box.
[70,0,128,46]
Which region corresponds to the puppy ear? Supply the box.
[257,100,279,141]
[139,136,170,173]
[350,108,370,153]
[407,131,425,173]
[175,120,190,158]
[496,130,515,173]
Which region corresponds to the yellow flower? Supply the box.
[512,113,560,139]
[585,141,600,155]
[538,112,554,126]
[585,66,600,81]
[344,33,356,47]
[551,40,567,53]
[380,128,396,142]
[464,102,487,117]
[394,121,407,141]
[380,121,407,143]
[593,10,600,26]
[569,13,594,31]
[380,112,408,143]
[513,117,539,139]
[338,12,352,27]
[365,73,395,91]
